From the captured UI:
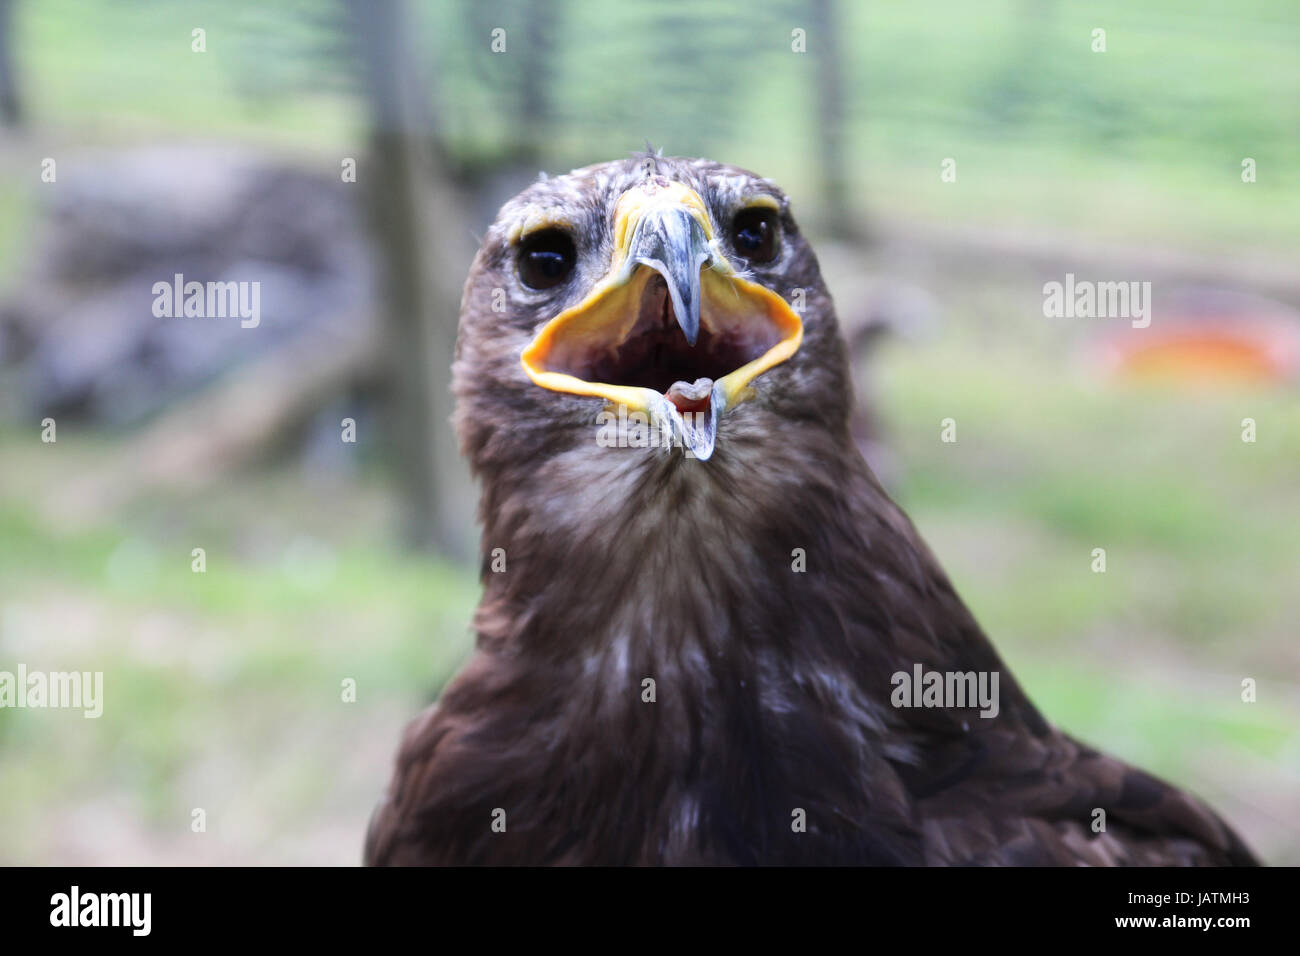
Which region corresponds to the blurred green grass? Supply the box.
[0,453,478,863]
[874,337,1300,863]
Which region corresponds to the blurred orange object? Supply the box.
[1094,290,1300,384]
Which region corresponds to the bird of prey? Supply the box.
[365,155,1259,866]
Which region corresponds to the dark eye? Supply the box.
[731,207,780,263]
[518,229,576,290]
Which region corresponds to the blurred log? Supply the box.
[2,149,373,425]
[47,313,381,524]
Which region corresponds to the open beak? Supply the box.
[520,180,803,460]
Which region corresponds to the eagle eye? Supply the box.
[517,229,576,290]
[731,207,780,264]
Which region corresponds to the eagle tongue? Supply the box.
[656,378,723,461]
[665,377,713,414]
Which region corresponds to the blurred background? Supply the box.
[0,0,1296,865]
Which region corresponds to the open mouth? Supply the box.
[542,273,786,413]
[520,180,802,459]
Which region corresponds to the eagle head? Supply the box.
[453,155,852,475]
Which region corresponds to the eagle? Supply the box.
[365,155,1259,866]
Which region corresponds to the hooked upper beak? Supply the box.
[622,199,711,346]
[520,179,803,460]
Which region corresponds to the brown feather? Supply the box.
[366,157,1259,867]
